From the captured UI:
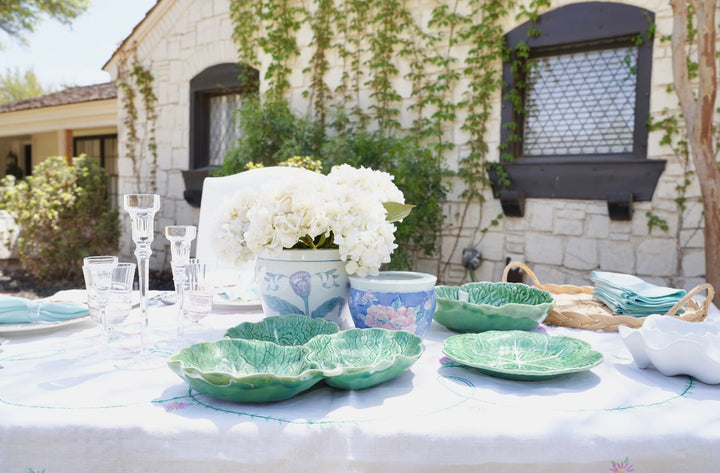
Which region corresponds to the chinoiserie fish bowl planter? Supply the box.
[348,271,437,337]
[255,248,349,326]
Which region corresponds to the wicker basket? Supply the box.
[501,261,714,332]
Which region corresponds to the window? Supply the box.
[524,47,638,156]
[74,134,118,170]
[74,134,119,207]
[493,2,665,203]
[189,63,259,170]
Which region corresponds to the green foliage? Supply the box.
[321,129,447,270]
[645,211,669,232]
[0,0,89,46]
[0,67,47,104]
[214,99,324,175]
[230,0,302,101]
[214,100,447,271]
[0,155,119,283]
[225,0,543,275]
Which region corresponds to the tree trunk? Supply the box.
[670,0,720,305]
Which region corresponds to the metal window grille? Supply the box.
[523,46,638,156]
[208,94,244,166]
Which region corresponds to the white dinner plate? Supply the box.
[208,268,262,310]
[0,314,92,333]
[213,293,262,310]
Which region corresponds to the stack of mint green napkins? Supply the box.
[591,271,686,317]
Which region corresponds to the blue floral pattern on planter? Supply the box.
[349,287,436,336]
[256,249,350,326]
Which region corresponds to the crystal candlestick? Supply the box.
[123,194,160,346]
[165,225,197,339]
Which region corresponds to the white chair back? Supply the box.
[196,166,319,271]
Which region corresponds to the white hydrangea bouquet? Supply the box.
[213,164,413,277]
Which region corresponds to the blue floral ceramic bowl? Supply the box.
[348,271,437,337]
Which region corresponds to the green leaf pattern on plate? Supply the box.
[461,282,553,307]
[305,328,423,390]
[443,331,603,381]
[167,339,326,402]
[224,314,339,346]
[434,282,554,333]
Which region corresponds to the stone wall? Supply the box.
[0,211,18,260]
[108,0,237,270]
[107,0,710,290]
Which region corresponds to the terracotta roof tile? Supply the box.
[0,82,117,114]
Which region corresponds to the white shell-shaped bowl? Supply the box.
[619,314,720,384]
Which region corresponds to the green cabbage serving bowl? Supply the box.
[434,282,554,333]
[304,328,424,390]
[167,338,326,403]
[224,314,339,345]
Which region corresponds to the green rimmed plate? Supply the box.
[305,328,423,390]
[167,338,326,402]
[434,282,554,333]
[442,330,603,381]
[224,314,339,345]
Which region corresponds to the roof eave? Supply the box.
[102,0,167,75]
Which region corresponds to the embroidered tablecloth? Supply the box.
[1,290,718,473]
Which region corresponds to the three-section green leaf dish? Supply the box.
[442,330,603,381]
[171,316,425,402]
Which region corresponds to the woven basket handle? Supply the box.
[665,283,715,316]
[502,261,542,286]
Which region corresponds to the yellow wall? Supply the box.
[32,132,59,165]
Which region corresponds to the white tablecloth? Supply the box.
[1,290,718,473]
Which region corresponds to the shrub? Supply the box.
[214,99,324,176]
[0,155,119,283]
[214,100,447,271]
[321,131,446,270]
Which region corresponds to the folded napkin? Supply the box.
[591,271,686,317]
[0,294,89,324]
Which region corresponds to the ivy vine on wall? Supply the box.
[116,43,159,194]
[227,0,551,279]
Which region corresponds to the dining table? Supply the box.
[0,288,718,473]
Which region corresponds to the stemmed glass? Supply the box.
[180,258,214,343]
[82,255,119,345]
[165,225,197,340]
[122,194,160,357]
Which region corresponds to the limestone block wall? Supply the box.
[107,0,237,269]
[0,211,18,260]
[107,0,710,289]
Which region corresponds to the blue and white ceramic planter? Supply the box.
[348,271,437,337]
[255,249,349,326]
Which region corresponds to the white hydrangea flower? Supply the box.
[212,165,407,275]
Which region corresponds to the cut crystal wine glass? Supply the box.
[165,225,197,339]
[122,194,160,356]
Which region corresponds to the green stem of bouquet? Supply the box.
[294,233,336,250]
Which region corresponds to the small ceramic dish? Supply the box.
[348,271,437,337]
[619,314,720,384]
[304,328,424,389]
[167,338,327,402]
[434,282,554,332]
[442,330,603,381]
[224,314,339,345]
